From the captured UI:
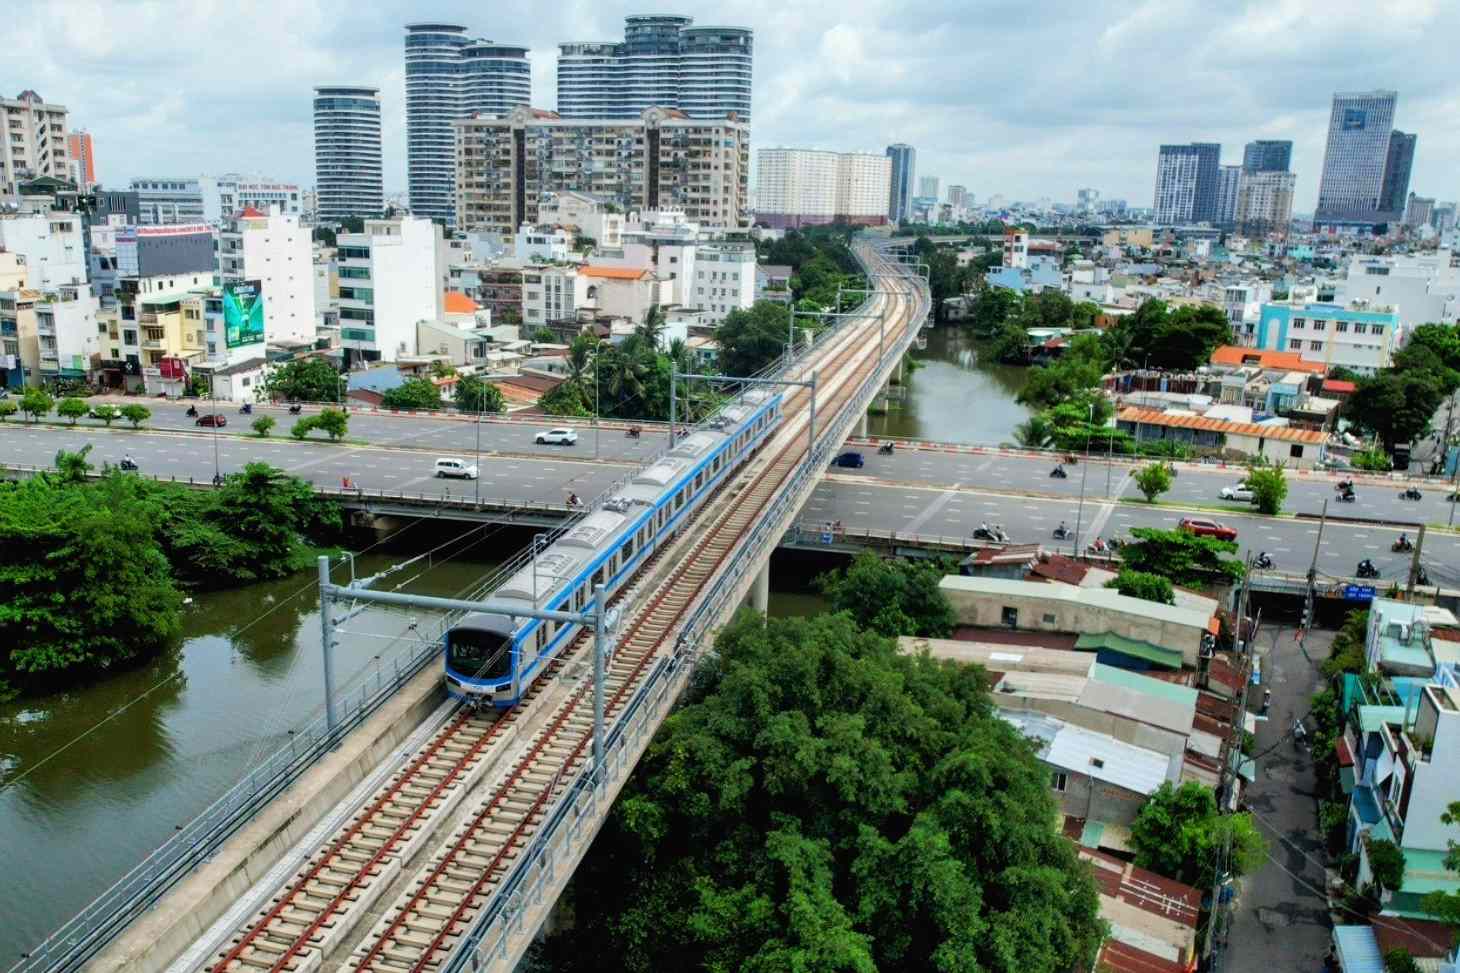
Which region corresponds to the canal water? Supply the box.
[866,325,1031,445]
[0,550,500,962]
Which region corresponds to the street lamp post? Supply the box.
[474,396,482,506]
[210,372,221,485]
[1073,402,1093,555]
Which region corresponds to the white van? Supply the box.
[434,457,479,479]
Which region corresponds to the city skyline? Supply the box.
[8,0,1459,211]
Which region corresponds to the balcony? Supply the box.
[142,338,165,350]
[138,312,159,324]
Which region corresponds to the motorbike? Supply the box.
[212,473,225,487]
[1392,537,1414,553]
[1050,465,1068,479]
[288,404,303,415]
[625,425,642,439]
[567,493,582,507]
[1399,487,1424,501]
[1255,552,1274,570]
[185,405,199,418]
[1335,490,1356,503]
[1063,453,1078,465]
[973,525,1010,543]
[239,403,253,415]
[1356,560,1380,579]
[1335,480,1354,493]
[878,442,895,455]
[1052,525,1071,540]
[119,458,139,472]
[1417,566,1431,586]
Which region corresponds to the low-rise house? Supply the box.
[1080,846,1202,973]
[1115,406,1328,468]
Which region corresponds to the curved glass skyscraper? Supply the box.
[557,16,752,122]
[313,86,383,221]
[404,23,530,227]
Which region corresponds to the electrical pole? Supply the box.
[1407,524,1427,599]
[1303,497,1328,644]
[317,556,338,736]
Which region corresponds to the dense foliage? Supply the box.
[718,301,791,377]
[817,551,957,638]
[543,612,1104,973]
[264,357,346,403]
[1106,569,1175,605]
[454,374,505,413]
[1133,462,1173,502]
[1366,838,1406,893]
[291,408,349,441]
[381,377,443,410]
[1119,527,1244,587]
[1130,781,1266,889]
[1102,300,1230,372]
[0,463,340,697]
[1245,464,1288,515]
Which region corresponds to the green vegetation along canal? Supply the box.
[867,325,1031,444]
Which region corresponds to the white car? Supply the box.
[535,427,578,445]
[434,457,479,479]
[1219,485,1256,502]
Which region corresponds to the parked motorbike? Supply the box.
[1399,487,1424,501]
[1356,559,1380,579]
[1255,552,1274,570]
[878,442,895,455]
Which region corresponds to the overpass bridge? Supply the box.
[17,240,930,973]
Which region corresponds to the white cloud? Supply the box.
[7,0,1457,210]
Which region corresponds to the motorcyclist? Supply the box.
[1055,520,1069,538]
[1398,532,1410,550]
[567,492,581,507]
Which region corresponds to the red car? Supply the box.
[195,414,227,428]
[1180,517,1237,541]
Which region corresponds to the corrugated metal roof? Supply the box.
[941,576,1214,629]
[1332,925,1385,973]
[1118,406,1328,445]
[1091,663,1200,707]
[1078,680,1194,736]
[1074,632,1184,669]
[1044,721,1175,795]
[994,671,1086,703]
[898,637,1094,676]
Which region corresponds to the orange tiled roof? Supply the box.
[443,291,479,314]
[1209,345,1327,374]
[1117,406,1327,445]
[581,266,649,281]
[237,206,267,218]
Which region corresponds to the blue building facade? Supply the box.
[1256,301,1399,375]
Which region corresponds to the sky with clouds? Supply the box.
[10,0,1458,212]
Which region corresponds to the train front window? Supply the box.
[447,630,513,681]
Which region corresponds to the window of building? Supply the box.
[1372,325,1385,336]
[1353,323,1367,334]
[1051,772,1067,792]
[1289,444,1304,458]
[1292,318,1305,329]
[1310,340,1323,351]
[1312,320,1326,331]
[1042,613,1056,625]
[1288,338,1302,350]
[1000,606,1018,627]
[1336,321,1349,332]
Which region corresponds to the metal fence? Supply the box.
[440,241,930,971]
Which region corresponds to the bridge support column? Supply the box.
[894,356,905,384]
[751,562,770,614]
[855,413,868,438]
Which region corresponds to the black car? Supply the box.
[832,452,865,469]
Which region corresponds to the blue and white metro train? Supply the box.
[444,388,784,707]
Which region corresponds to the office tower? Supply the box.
[1235,171,1296,236]
[313,86,384,222]
[1241,140,1292,173]
[1153,143,1221,224]
[455,106,750,236]
[1315,90,1401,223]
[1405,194,1436,228]
[557,16,753,121]
[918,175,940,200]
[1076,188,1100,213]
[1,91,69,195]
[66,130,96,188]
[755,148,892,229]
[1214,165,1243,226]
[404,23,531,227]
[130,178,205,225]
[947,185,969,210]
[886,144,915,223]
[1380,131,1417,219]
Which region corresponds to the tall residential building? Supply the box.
[1241,140,1292,173]
[886,143,915,223]
[199,175,302,222]
[918,175,940,200]
[1380,131,1418,219]
[313,86,384,222]
[948,185,969,210]
[0,211,88,289]
[1406,194,1436,229]
[65,130,96,188]
[455,106,750,236]
[130,178,205,225]
[1235,171,1296,237]
[404,23,531,227]
[1076,188,1100,213]
[755,148,892,229]
[335,216,443,363]
[1315,90,1404,225]
[1215,165,1243,226]
[217,207,317,354]
[1,91,69,196]
[557,16,753,122]
[1153,143,1221,224]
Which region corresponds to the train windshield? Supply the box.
[447,629,513,682]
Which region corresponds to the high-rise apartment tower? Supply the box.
[313,86,384,222]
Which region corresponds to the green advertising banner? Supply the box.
[224,280,265,348]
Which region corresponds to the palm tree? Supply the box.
[1012,416,1055,450]
[635,305,667,349]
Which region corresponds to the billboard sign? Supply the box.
[224,280,265,348]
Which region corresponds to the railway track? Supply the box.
[342,262,919,973]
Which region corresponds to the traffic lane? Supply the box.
[805,479,1460,585]
[851,445,1458,524]
[0,425,625,504]
[55,405,668,463]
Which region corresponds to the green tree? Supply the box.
[1419,801,1460,925]
[531,327,558,344]
[120,404,151,429]
[251,415,276,438]
[1366,838,1406,894]
[816,552,956,638]
[57,397,87,425]
[1347,368,1445,451]
[541,612,1103,973]
[988,319,1030,363]
[1120,527,1244,587]
[380,377,442,411]
[1130,781,1267,888]
[0,400,16,422]
[538,379,592,417]
[315,408,349,441]
[1245,465,1288,515]
[1385,948,1422,973]
[1352,448,1394,472]
[53,444,94,484]
[635,304,667,348]
[428,359,457,379]
[1133,462,1173,502]
[1012,415,1056,449]
[1321,610,1370,678]
[263,358,344,403]
[19,387,53,423]
[970,286,1019,335]
[1015,334,1108,411]
[312,226,337,247]
[455,374,505,414]
[290,416,318,439]
[1106,569,1175,605]
[94,404,120,426]
[718,301,790,376]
